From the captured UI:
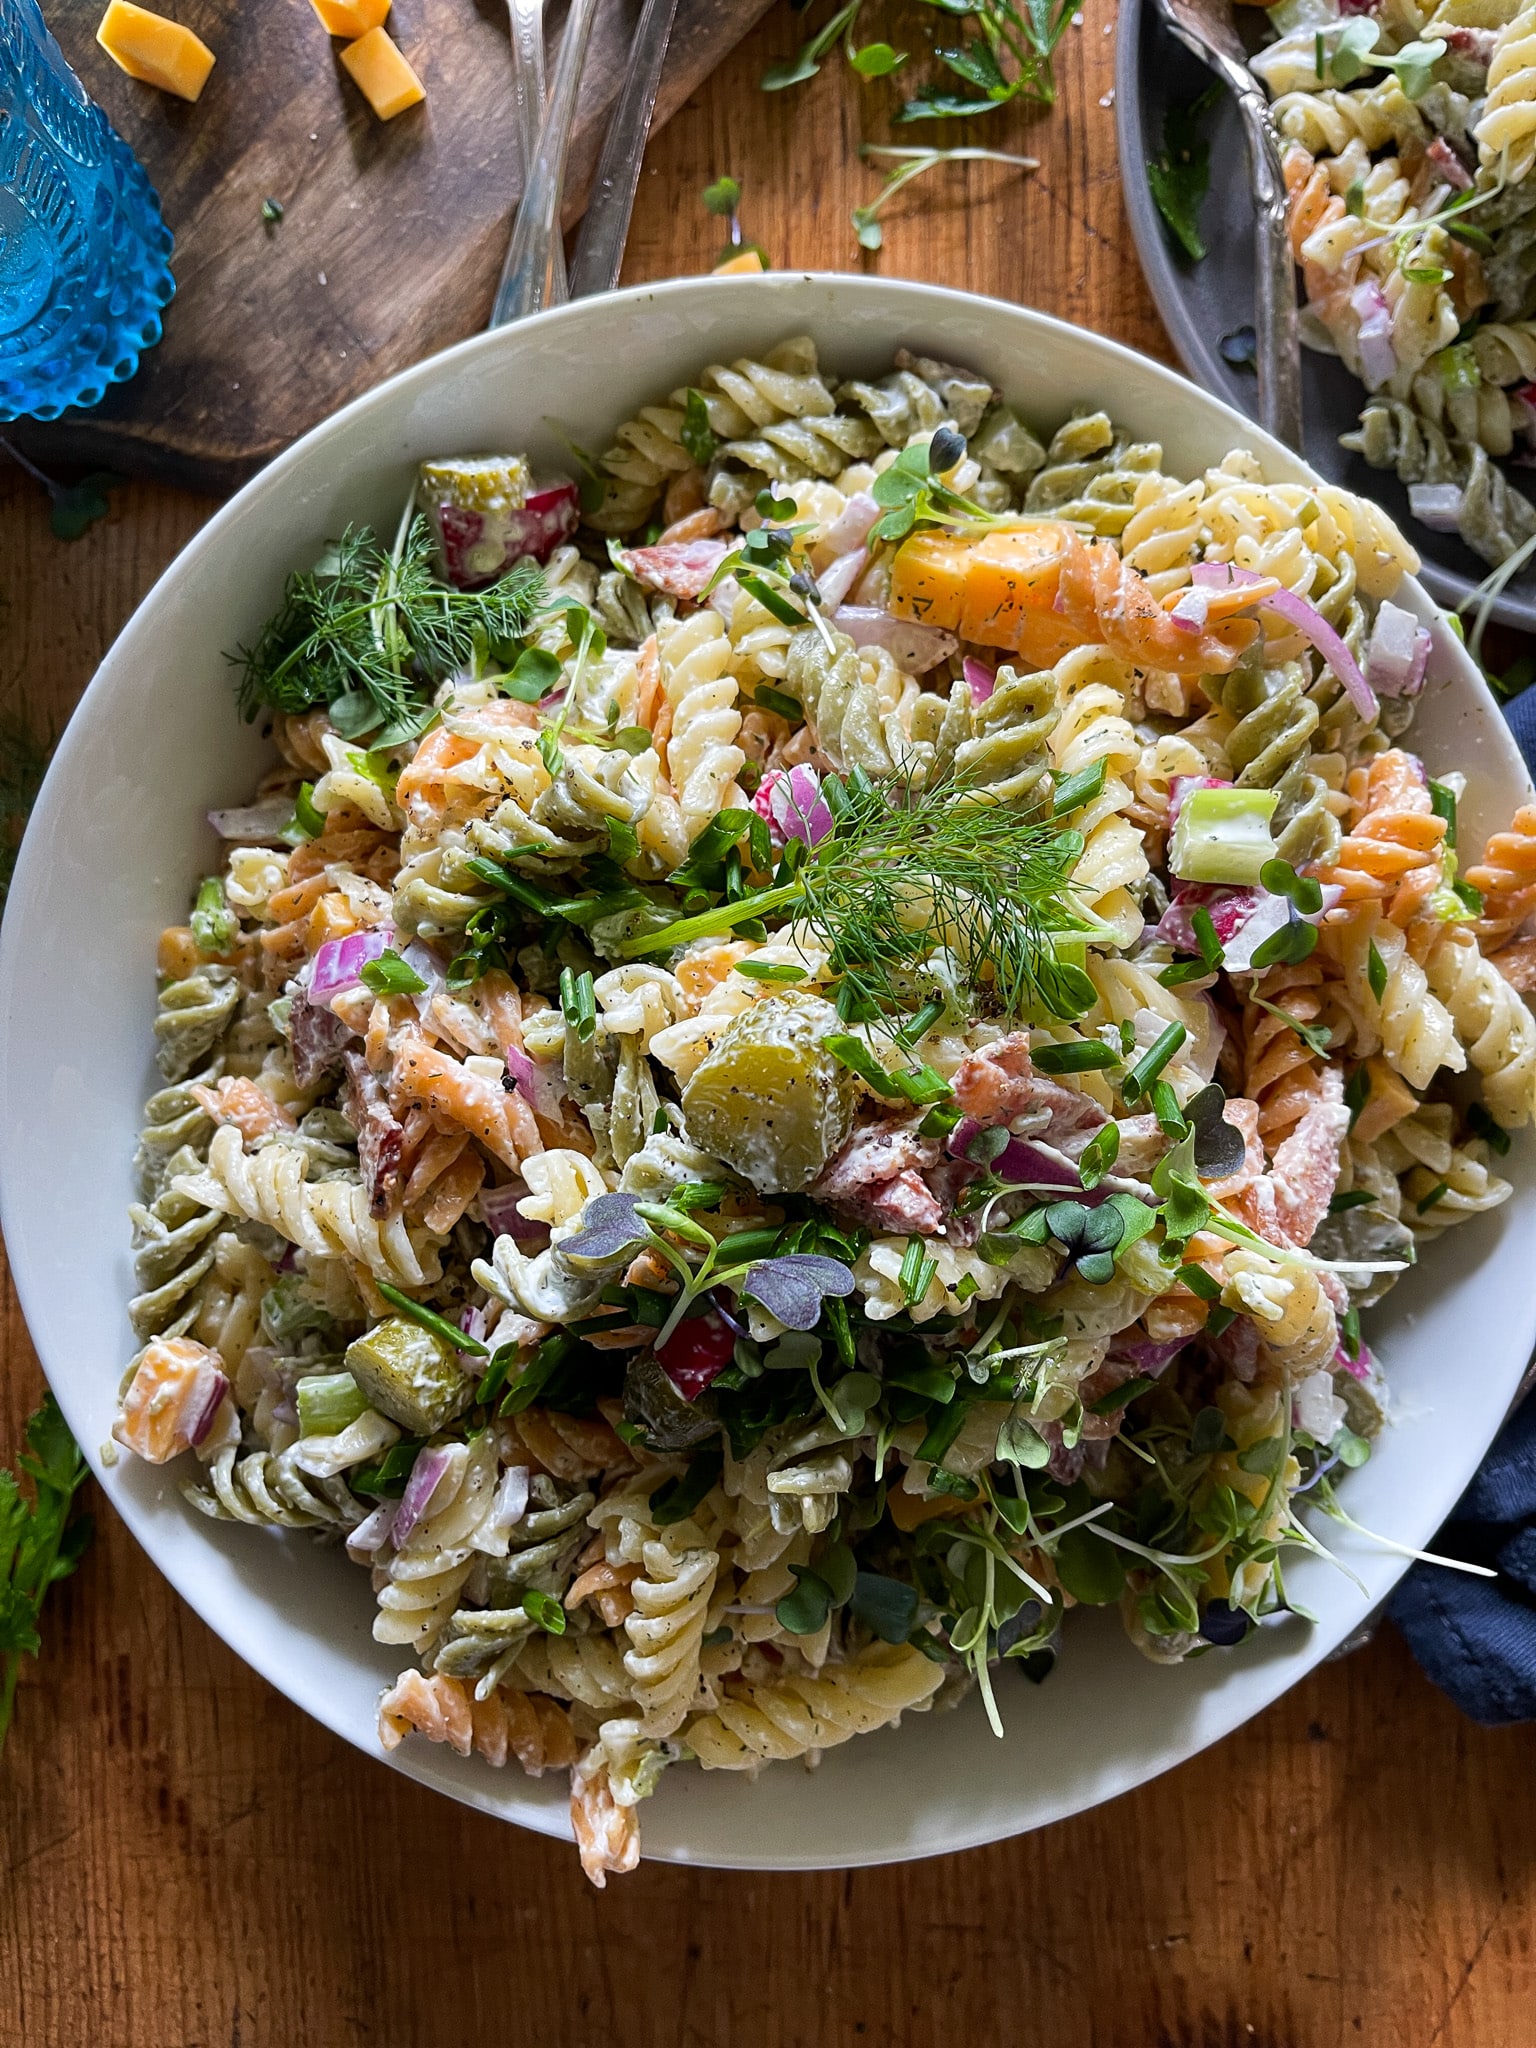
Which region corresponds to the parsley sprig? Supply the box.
[1,1395,92,1759]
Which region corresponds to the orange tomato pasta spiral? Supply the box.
[1465,805,1536,948]
[1311,749,1446,918]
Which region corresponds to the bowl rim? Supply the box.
[4,270,1533,1871]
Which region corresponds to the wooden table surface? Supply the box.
[4,6,1534,2043]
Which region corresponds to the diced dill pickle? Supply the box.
[343,1317,473,1436]
[681,994,855,1194]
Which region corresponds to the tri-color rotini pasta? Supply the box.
[113,334,1534,1884]
[1244,0,1536,571]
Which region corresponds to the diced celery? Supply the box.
[295,1371,370,1439]
[1170,786,1280,886]
[344,1316,474,1435]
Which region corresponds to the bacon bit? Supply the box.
[813,1119,947,1236]
[616,537,731,602]
[190,1076,297,1144]
[1426,134,1474,193]
[342,1050,405,1217]
[950,1033,1106,1144]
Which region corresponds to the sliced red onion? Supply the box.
[1191,561,1377,722]
[486,1463,530,1537]
[184,1363,231,1448]
[1408,483,1465,533]
[1166,775,1230,833]
[1334,1340,1375,1382]
[998,1137,1083,1188]
[815,547,868,613]
[819,490,880,557]
[1155,882,1261,951]
[391,1444,455,1548]
[503,1043,568,1123]
[831,605,958,674]
[756,764,834,851]
[400,940,447,1010]
[480,1178,542,1239]
[1365,601,1431,698]
[208,797,298,843]
[1350,278,1397,389]
[459,1304,488,1345]
[346,1501,399,1561]
[310,926,392,1005]
[1426,135,1472,192]
[963,656,997,705]
[945,1115,981,1162]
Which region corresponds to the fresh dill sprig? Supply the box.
[233,515,546,739]
[0,704,52,912]
[626,767,1095,1024]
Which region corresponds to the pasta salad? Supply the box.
[112,334,1535,1884]
[1245,0,1536,573]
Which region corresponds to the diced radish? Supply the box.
[423,455,579,588]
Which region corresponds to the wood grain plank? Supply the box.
[3,5,1535,2044]
[13,0,775,491]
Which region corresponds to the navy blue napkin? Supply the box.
[1388,681,1536,1721]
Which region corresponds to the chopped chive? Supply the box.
[1366,940,1388,1003]
[919,1101,964,1139]
[1344,1064,1371,1130]
[1176,1262,1221,1301]
[1427,780,1457,849]
[607,818,640,863]
[894,998,946,1050]
[1416,1179,1450,1214]
[1151,1079,1185,1136]
[290,782,325,840]
[559,966,598,1041]
[1341,1305,1361,1360]
[733,959,808,982]
[753,684,804,721]
[1051,759,1108,816]
[1328,1189,1377,1214]
[1032,1040,1120,1074]
[899,1236,938,1305]
[1089,1373,1157,1416]
[1467,1103,1511,1156]
[1206,1303,1236,1337]
[375,1280,489,1356]
[1121,1022,1187,1104]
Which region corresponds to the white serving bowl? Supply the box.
[3,275,1531,1871]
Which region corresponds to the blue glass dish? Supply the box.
[0,0,175,421]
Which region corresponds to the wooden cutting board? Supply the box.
[14,0,775,492]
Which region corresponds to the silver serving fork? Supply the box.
[503,0,566,308]
[491,0,602,326]
[568,0,681,299]
[1152,0,1303,452]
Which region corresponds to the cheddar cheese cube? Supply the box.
[339,26,425,120]
[96,1,216,102]
[713,250,767,275]
[310,0,391,37]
